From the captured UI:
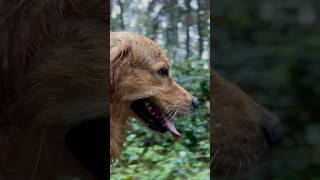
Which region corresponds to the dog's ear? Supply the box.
[110,35,132,94]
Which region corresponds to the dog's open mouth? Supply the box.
[131,98,181,140]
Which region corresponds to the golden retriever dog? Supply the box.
[0,0,107,179]
[211,69,283,177]
[110,32,199,161]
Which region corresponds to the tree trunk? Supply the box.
[184,0,192,59]
[117,0,125,29]
[197,0,204,58]
[146,0,162,40]
[164,0,178,60]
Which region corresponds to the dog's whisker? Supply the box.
[166,105,175,113]
[174,106,180,119]
[163,110,174,120]
[162,105,175,118]
[163,105,173,115]
[168,106,179,121]
[168,105,176,117]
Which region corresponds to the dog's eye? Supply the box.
[157,68,169,77]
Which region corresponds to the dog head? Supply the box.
[110,32,199,139]
[211,70,283,176]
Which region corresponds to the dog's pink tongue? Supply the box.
[164,119,181,140]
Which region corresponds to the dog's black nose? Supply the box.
[257,104,284,146]
[191,96,199,109]
[262,117,284,146]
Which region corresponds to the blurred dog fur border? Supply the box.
[211,69,283,177]
[0,0,107,179]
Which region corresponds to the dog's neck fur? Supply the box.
[110,100,129,161]
[110,32,132,161]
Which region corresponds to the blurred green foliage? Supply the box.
[212,0,320,179]
[213,0,320,125]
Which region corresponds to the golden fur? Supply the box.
[110,32,194,160]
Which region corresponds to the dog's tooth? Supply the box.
[148,107,152,111]
[151,112,155,115]
[145,102,150,106]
